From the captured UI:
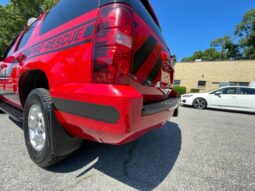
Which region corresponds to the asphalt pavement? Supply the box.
[0,107,254,191]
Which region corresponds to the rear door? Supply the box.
[236,88,255,111]
[0,35,20,99]
[130,0,174,103]
[0,62,7,95]
[0,21,38,106]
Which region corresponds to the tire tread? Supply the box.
[24,88,68,168]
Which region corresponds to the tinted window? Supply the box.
[230,82,249,87]
[17,21,38,50]
[239,88,255,95]
[131,0,165,43]
[40,0,98,35]
[221,88,238,94]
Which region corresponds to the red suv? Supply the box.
[0,0,179,167]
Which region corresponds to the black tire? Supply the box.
[193,98,207,110]
[173,107,179,117]
[23,88,66,168]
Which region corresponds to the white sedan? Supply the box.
[180,86,255,113]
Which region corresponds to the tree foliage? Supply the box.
[182,8,254,62]
[182,48,221,62]
[211,36,241,60]
[235,9,255,59]
[0,0,56,57]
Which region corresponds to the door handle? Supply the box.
[16,53,26,64]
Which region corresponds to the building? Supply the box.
[174,60,255,92]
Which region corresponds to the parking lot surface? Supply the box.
[0,107,255,191]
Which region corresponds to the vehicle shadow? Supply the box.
[9,117,23,129]
[181,105,255,115]
[48,122,182,190]
[207,108,255,115]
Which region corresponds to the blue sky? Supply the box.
[149,0,254,60]
[0,0,7,6]
[0,0,254,60]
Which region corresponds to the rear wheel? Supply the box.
[173,107,179,117]
[193,98,207,110]
[23,88,66,168]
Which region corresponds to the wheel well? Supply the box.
[19,70,49,106]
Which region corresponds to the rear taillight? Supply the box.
[92,4,133,84]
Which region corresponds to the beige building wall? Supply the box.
[174,60,255,92]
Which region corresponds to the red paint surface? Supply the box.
[0,2,178,144]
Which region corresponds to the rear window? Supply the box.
[132,0,165,43]
[240,88,255,95]
[17,21,38,50]
[40,0,98,35]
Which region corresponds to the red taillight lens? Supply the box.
[92,4,133,84]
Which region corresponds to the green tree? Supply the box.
[0,4,23,57]
[224,40,241,60]
[181,51,203,62]
[10,0,42,20]
[235,8,255,59]
[0,0,56,57]
[181,48,221,62]
[211,36,230,60]
[201,48,221,61]
[211,36,241,60]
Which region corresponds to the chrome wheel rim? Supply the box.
[28,104,46,152]
[194,99,206,109]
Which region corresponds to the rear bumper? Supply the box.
[51,84,179,144]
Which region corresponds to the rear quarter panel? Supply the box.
[20,10,98,88]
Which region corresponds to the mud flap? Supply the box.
[173,107,179,117]
[50,108,83,156]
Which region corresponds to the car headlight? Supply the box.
[182,94,193,98]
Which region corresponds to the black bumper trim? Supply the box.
[142,98,179,116]
[53,98,120,124]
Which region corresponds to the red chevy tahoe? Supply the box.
[0,0,179,167]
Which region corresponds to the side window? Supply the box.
[222,88,237,95]
[16,21,38,51]
[229,82,249,87]
[1,34,20,60]
[239,88,255,95]
[40,0,98,35]
[211,88,223,94]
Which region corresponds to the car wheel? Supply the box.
[173,107,179,117]
[193,98,207,110]
[23,88,66,168]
